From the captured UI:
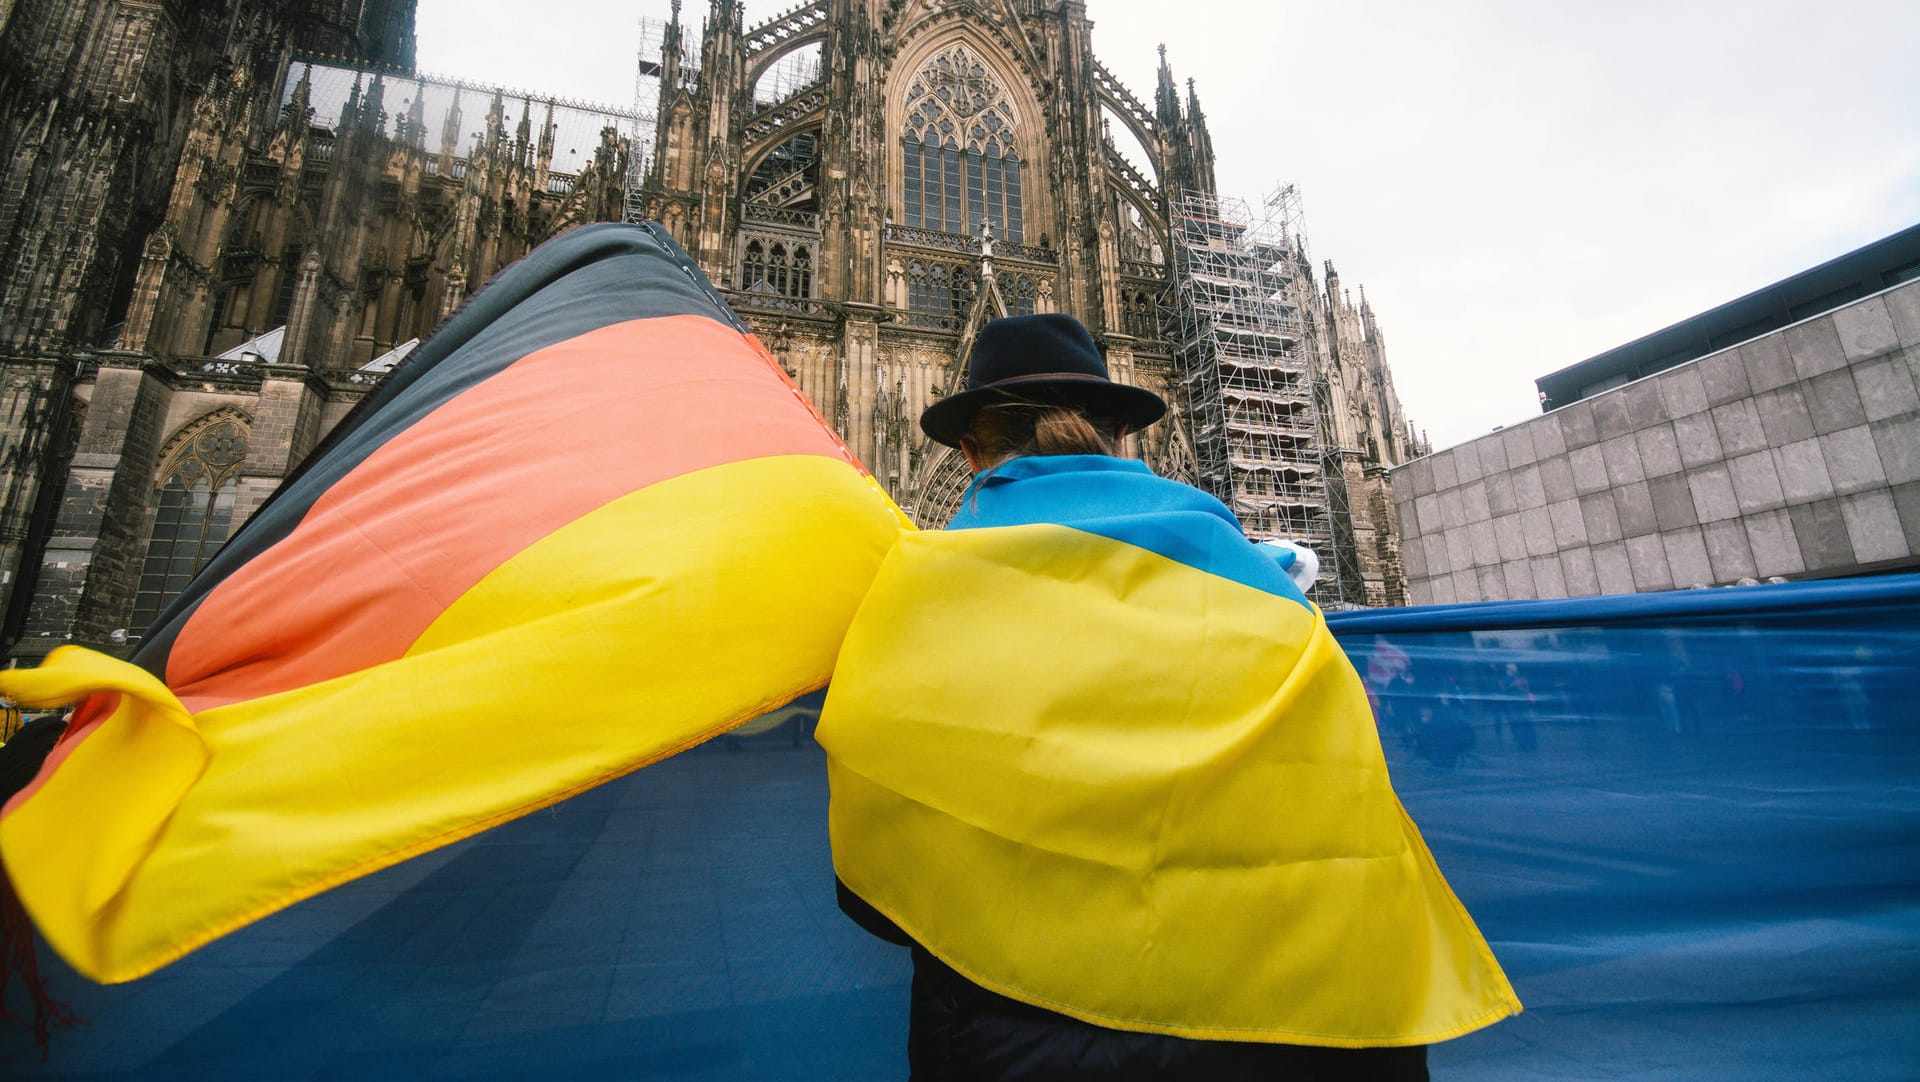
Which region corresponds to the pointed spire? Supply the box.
[342,72,363,129]
[404,79,427,148]
[483,89,505,156]
[440,87,464,163]
[281,62,314,132]
[362,73,387,137]
[1154,43,1181,128]
[699,0,741,82]
[1182,74,1217,195]
[661,0,685,96]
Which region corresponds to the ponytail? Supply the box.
[1032,408,1115,455]
[966,399,1120,467]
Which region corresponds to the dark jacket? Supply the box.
[838,882,1429,1082]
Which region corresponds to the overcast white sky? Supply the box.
[415,0,1920,450]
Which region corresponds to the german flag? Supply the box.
[0,223,907,983]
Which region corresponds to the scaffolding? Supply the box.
[1165,186,1346,607]
[623,17,669,224]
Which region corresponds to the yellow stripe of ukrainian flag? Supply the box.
[821,524,1518,1046]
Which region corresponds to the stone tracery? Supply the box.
[900,43,1023,243]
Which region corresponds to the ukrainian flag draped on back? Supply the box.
[818,455,1519,1046]
[0,223,906,983]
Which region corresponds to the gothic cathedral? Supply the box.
[0,0,1424,663]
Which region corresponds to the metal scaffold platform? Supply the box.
[623,16,668,225]
[1165,186,1346,607]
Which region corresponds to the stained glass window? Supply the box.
[791,246,812,297]
[770,244,789,295]
[739,240,810,299]
[1010,274,1037,317]
[901,44,1023,243]
[131,416,249,635]
[270,245,303,329]
[742,241,768,290]
[905,260,974,329]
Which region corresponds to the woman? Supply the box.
[817,314,1516,1080]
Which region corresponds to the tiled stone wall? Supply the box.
[1392,279,1920,604]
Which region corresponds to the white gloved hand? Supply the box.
[1257,539,1319,592]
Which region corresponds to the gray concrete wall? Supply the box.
[1392,278,1920,604]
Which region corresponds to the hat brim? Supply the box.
[919,375,1167,448]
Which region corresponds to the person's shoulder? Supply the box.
[949,453,1247,536]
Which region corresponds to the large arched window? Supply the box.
[905,260,975,330]
[739,239,813,300]
[1011,274,1038,317]
[790,245,812,297]
[742,241,768,289]
[769,244,790,295]
[131,414,249,634]
[901,44,1023,242]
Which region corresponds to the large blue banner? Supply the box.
[3,576,1916,1078]
[1329,574,1920,1079]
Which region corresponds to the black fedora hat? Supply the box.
[920,313,1167,448]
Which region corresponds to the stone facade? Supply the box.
[640,0,1422,596]
[1393,279,1920,603]
[0,0,415,659]
[0,0,1426,662]
[642,0,1210,523]
[1314,265,1424,605]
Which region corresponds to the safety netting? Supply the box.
[2,575,1916,1079]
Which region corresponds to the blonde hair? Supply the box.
[965,399,1121,468]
